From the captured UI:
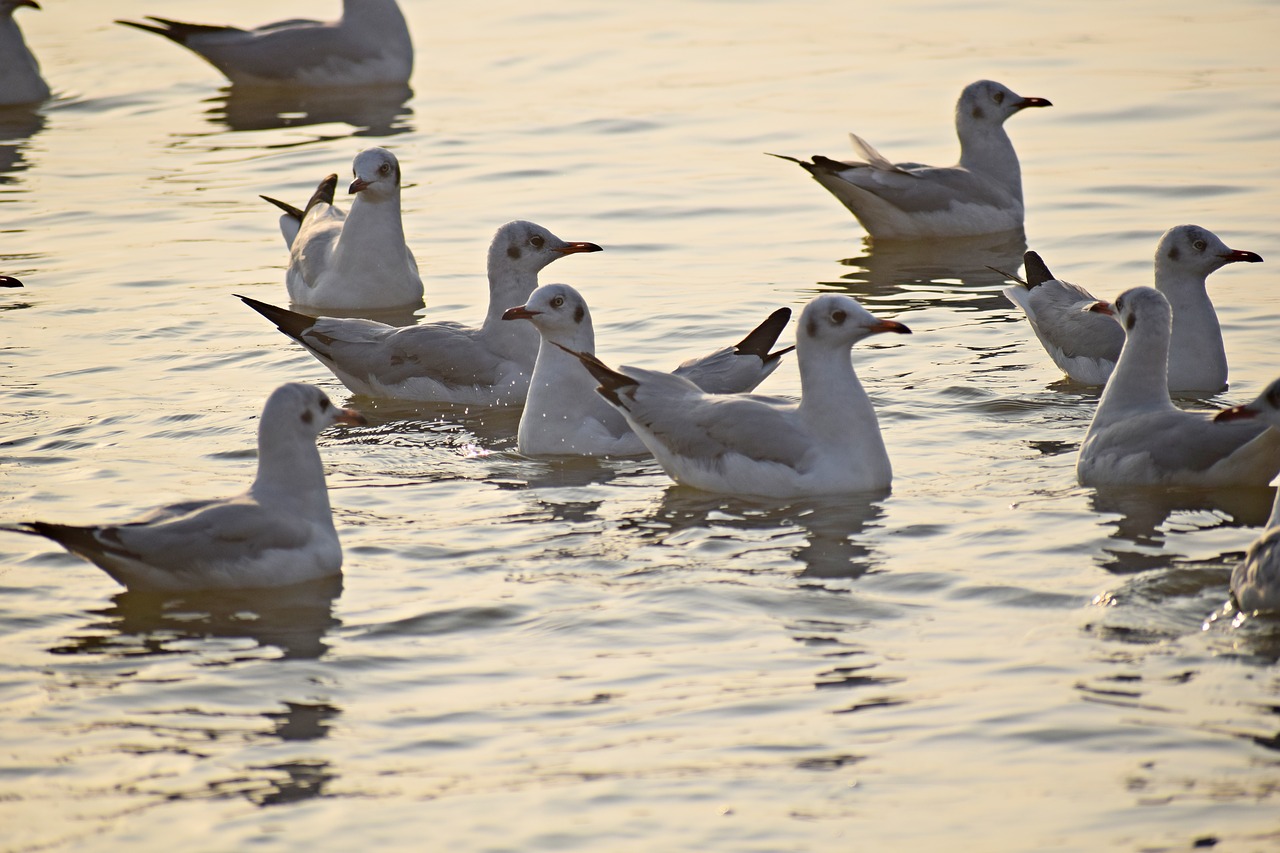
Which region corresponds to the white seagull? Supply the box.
[501,283,794,456]
[770,80,1051,240]
[261,147,423,313]
[2,384,365,592]
[1076,287,1280,488]
[1004,225,1263,391]
[115,0,413,89]
[560,293,910,497]
[1215,384,1280,614]
[0,0,49,106]
[241,221,602,406]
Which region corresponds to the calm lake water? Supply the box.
[2,1,1279,850]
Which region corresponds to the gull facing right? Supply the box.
[116,0,413,89]
[1076,287,1280,488]
[2,384,365,592]
[562,294,910,497]
[1004,225,1262,392]
[770,80,1051,240]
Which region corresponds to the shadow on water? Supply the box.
[819,229,1028,314]
[48,575,344,661]
[204,85,415,138]
[1089,485,1274,574]
[636,486,889,583]
[0,105,44,183]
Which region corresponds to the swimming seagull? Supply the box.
[1076,287,1280,488]
[559,293,910,497]
[115,0,413,89]
[769,80,1051,240]
[1215,382,1280,613]
[501,283,794,456]
[1,383,365,592]
[1003,225,1263,391]
[241,220,603,406]
[0,0,50,106]
[260,147,423,312]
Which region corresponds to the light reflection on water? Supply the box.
[1,0,1279,849]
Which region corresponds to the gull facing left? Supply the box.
[502,283,793,456]
[3,383,365,592]
[262,147,423,312]
[1215,381,1280,614]
[562,294,910,497]
[1076,288,1280,488]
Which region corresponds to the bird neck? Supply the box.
[341,189,407,252]
[796,340,879,437]
[251,428,332,515]
[957,122,1022,199]
[1157,271,1226,389]
[1097,317,1175,417]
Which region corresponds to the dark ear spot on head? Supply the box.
[1167,246,1180,261]
[971,106,985,119]
[301,409,314,424]
[574,304,585,323]
[507,246,521,259]
[1125,314,1137,332]
[806,317,818,337]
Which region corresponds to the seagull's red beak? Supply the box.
[554,242,603,255]
[1087,301,1114,316]
[501,305,539,321]
[1213,404,1258,423]
[1016,96,1053,109]
[1220,249,1263,264]
[348,178,370,194]
[335,407,367,426]
[871,319,912,335]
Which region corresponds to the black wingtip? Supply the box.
[237,294,318,343]
[551,342,637,408]
[0,275,23,288]
[260,194,305,221]
[734,306,792,360]
[114,18,173,38]
[1023,251,1056,288]
[765,152,805,165]
[306,174,338,214]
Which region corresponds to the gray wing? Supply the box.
[113,497,315,570]
[305,319,510,387]
[811,157,1015,214]
[617,369,809,468]
[1095,410,1271,474]
[1014,280,1123,361]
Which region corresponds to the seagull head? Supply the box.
[488,220,603,282]
[1155,225,1263,281]
[1097,286,1170,337]
[797,294,910,353]
[348,147,401,196]
[957,80,1052,128]
[260,383,366,445]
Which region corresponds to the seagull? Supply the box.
[0,0,50,106]
[241,221,602,406]
[1215,384,1280,613]
[260,147,423,313]
[115,0,413,89]
[1076,287,1280,488]
[501,283,794,456]
[1004,225,1263,391]
[559,293,910,497]
[769,80,1051,240]
[1,383,365,592]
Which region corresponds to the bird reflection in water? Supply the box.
[638,487,888,583]
[48,575,343,661]
[831,229,1028,314]
[204,85,414,137]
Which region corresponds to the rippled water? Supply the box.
[3,1,1279,849]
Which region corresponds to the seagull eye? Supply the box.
[831,310,847,324]
[530,235,545,249]
[379,163,391,175]
[993,91,1005,104]
[550,296,565,308]
[1192,239,1206,251]
[318,395,331,410]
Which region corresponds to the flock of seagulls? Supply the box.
[2,3,1276,616]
